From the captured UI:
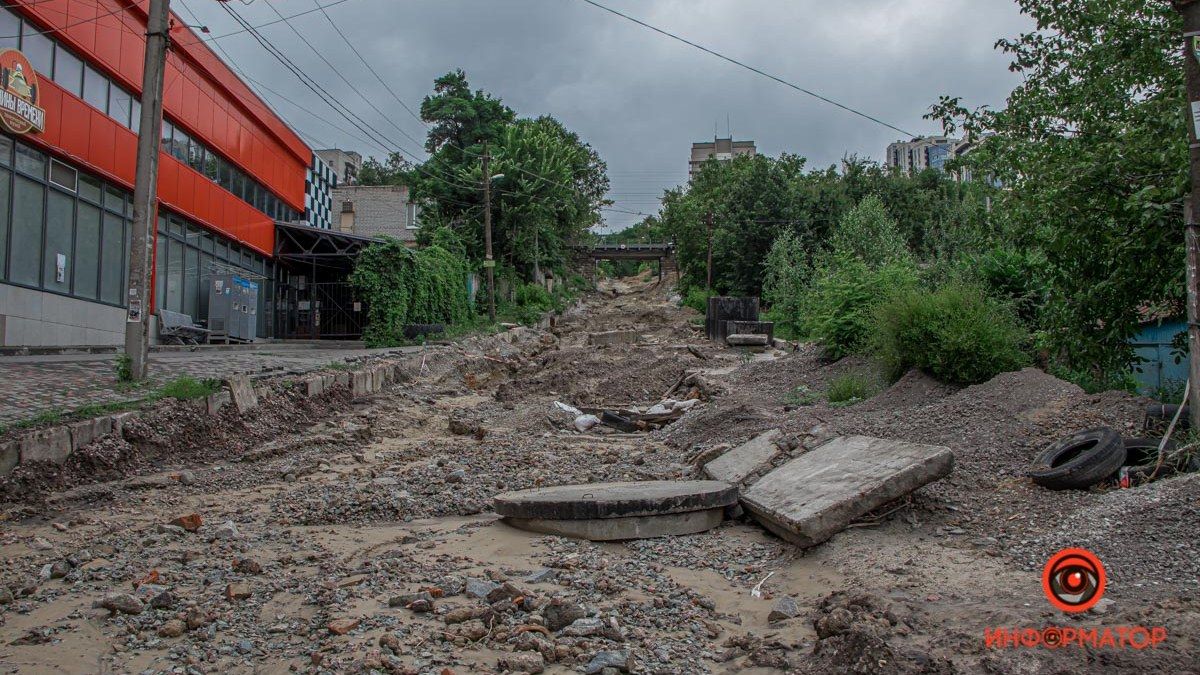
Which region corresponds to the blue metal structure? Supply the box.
[1131,319,1188,396]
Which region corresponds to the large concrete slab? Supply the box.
[703,429,782,485]
[494,480,737,520]
[742,435,954,548]
[505,507,725,541]
[226,376,258,414]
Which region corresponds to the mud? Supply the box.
[0,273,1196,674]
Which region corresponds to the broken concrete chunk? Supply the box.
[742,435,954,548]
[225,376,258,414]
[704,429,783,485]
[726,333,770,347]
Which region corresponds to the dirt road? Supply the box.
[0,275,1197,674]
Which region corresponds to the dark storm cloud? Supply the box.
[180,0,1034,231]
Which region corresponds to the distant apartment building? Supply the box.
[304,153,335,230]
[885,136,960,175]
[333,185,420,245]
[316,148,362,186]
[689,137,756,178]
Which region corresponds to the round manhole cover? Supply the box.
[493,480,737,520]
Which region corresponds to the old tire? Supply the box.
[1028,428,1125,490]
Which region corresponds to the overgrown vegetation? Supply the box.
[350,238,473,347]
[826,371,880,406]
[873,284,1029,385]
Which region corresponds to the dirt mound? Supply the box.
[496,344,695,406]
[860,369,958,410]
[798,592,953,675]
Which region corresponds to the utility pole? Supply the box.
[122,0,171,381]
[705,210,713,290]
[1176,0,1200,431]
[482,143,496,322]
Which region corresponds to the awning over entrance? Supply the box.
[273,222,380,270]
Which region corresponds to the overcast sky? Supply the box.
[177,0,1034,232]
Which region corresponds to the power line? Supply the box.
[0,0,141,40]
[176,0,360,46]
[578,0,916,137]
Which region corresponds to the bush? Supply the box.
[873,283,1029,385]
[800,259,918,359]
[683,287,714,313]
[350,239,472,347]
[826,371,880,406]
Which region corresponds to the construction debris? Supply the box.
[741,435,954,548]
[587,330,640,347]
[702,429,783,485]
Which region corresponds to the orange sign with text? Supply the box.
[0,49,44,135]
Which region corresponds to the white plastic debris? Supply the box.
[750,571,776,599]
[672,399,701,412]
[646,402,674,416]
[574,414,602,432]
[554,401,583,417]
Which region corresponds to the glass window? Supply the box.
[14,143,44,178]
[78,173,101,203]
[169,218,184,239]
[52,47,83,98]
[184,246,199,316]
[82,64,108,112]
[161,120,173,153]
[130,98,141,134]
[171,128,189,163]
[10,175,44,285]
[0,168,9,281]
[21,23,52,75]
[154,233,165,310]
[0,8,19,51]
[218,158,232,192]
[49,160,76,191]
[104,186,124,214]
[108,85,131,128]
[204,150,218,181]
[198,252,213,319]
[188,140,204,173]
[230,170,244,200]
[200,230,214,254]
[43,189,73,291]
[75,201,100,299]
[100,211,124,304]
[215,238,228,261]
[166,238,183,312]
[0,136,11,166]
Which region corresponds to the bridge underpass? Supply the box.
[572,243,677,283]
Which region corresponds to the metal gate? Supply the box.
[277,282,366,340]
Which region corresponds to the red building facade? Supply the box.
[0,0,312,345]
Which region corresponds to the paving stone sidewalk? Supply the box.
[0,344,417,426]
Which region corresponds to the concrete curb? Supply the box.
[0,355,412,478]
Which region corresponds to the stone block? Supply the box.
[206,391,231,416]
[112,411,140,438]
[19,426,73,464]
[304,376,325,397]
[742,435,953,548]
[587,330,639,347]
[69,419,97,450]
[321,374,335,391]
[371,367,385,391]
[0,440,18,476]
[704,429,782,485]
[335,371,350,388]
[726,333,770,347]
[92,416,114,438]
[226,376,258,414]
[350,371,372,397]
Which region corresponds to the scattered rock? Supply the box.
[327,618,360,636]
[543,599,587,632]
[157,619,186,638]
[233,558,263,575]
[170,514,203,532]
[497,651,545,673]
[212,521,240,540]
[225,583,252,601]
[465,579,499,599]
[585,650,632,674]
[768,596,799,623]
[95,593,144,615]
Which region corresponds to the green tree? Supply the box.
[928,0,1185,376]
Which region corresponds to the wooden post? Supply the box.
[705,210,713,290]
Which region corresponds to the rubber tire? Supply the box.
[1122,437,1179,486]
[1028,427,1126,490]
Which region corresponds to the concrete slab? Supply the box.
[726,333,770,347]
[505,507,725,541]
[742,435,954,548]
[305,376,325,397]
[587,330,639,347]
[19,426,72,464]
[494,480,737,520]
[68,419,97,449]
[226,376,258,414]
[703,429,782,485]
[351,371,372,397]
[0,439,18,475]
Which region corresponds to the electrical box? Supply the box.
[207,273,259,342]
